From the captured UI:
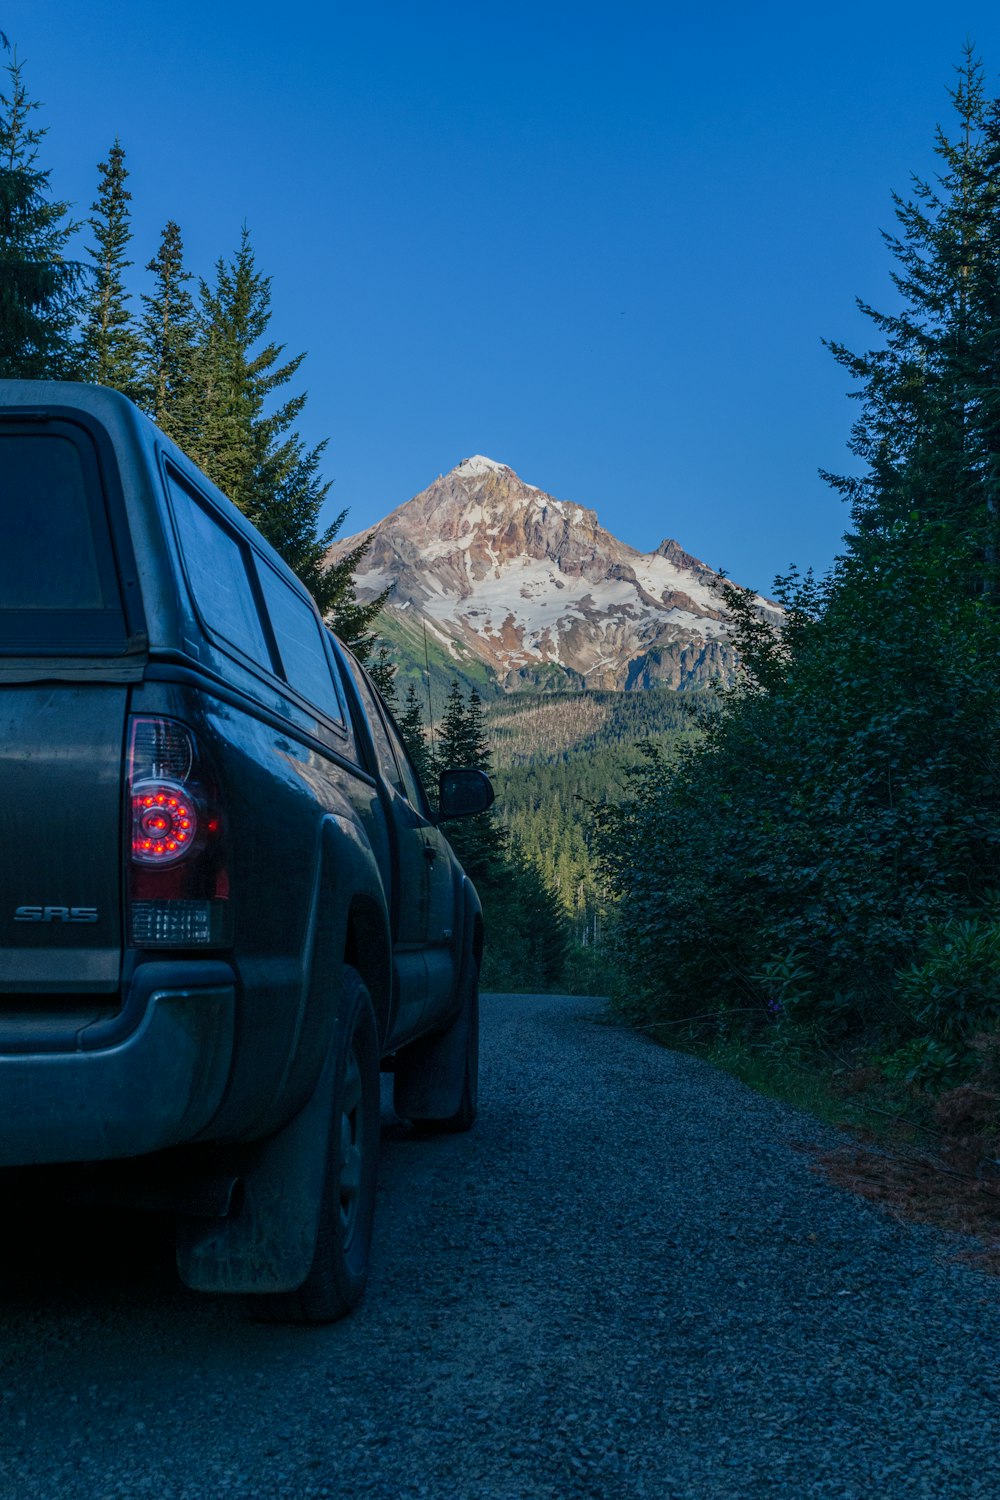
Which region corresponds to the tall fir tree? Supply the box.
[436,680,505,884]
[0,50,83,378]
[196,226,386,648]
[437,679,471,771]
[398,681,433,791]
[83,138,140,399]
[824,46,1000,583]
[139,220,202,451]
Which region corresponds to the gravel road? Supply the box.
[2,992,1000,1499]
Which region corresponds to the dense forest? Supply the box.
[485,689,703,937]
[593,51,1000,1122]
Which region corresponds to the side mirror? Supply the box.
[438,768,495,821]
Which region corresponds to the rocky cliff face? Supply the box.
[328,456,774,692]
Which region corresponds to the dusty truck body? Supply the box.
[0,380,491,1321]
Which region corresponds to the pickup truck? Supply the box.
[0,380,493,1323]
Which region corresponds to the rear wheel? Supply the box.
[248,967,380,1324]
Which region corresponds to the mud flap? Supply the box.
[175,1032,338,1295]
[393,969,474,1121]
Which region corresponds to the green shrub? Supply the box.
[896,915,1000,1044]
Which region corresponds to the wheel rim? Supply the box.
[339,1044,364,1244]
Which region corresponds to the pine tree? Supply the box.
[437,679,471,771]
[139,220,201,451]
[0,50,84,378]
[464,688,493,776]
[398,682,433,791]
[196,226,386,646]
[436,679,506,884]
[82,139,140,398]
[824,46,1000,582]
[367,641,398,705]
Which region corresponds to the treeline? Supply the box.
[0,45,380,655]
[595,51,1000,1097]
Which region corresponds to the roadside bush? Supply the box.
[896,912,1000,1044]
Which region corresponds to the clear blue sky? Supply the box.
[5,2,1000,591]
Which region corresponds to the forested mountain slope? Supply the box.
[483,688,704,937]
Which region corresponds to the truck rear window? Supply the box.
[0,425,127,651]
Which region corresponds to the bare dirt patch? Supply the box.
[796,1135,1000,1274]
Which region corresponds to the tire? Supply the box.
[248,967,380,1324]
[417,967,479,1135]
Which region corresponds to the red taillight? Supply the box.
[132,783,197,863]
[126,717,230,948]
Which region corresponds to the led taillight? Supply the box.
[132,782,197,864]
[126,717,230,948]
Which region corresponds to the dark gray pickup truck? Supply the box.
[0,380,492,1322]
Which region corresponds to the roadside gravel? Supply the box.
[1,993,999,1499]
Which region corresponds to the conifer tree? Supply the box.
[139,220,201,451]
[398,682,433,791]
[436,679,505,884]
[465,688,492,775]
[435,679,568,989]
[0,51,83,378]
[437,679,471,771]
[196,226,386,645]
[367,642,398,704]
[83,139,140,399]
[824,46,1000,582]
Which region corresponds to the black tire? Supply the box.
[249,967,380,1324]
[417,968,479,1134]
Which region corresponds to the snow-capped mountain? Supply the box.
[328,456,772,692]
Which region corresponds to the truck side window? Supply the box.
[356,673,428,811]
[364,686,407,796]
[255,561,346,725]
[381,711,429,813]
[343,657,407,795]
[166,470,274,671]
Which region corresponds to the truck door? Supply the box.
[370,701,457,1028]
[345,668,435,1038]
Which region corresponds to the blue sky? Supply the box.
[5,2,1000,591]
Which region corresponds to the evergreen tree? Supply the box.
[0,50,83,378]
[367,641,398,704]
[196,226,386,646]
[139,220,201,451]
[824,46,1000,582]
[437,679,513,904]
[82,138,140,398]
[398,682,433,791]
[465,688,492,775]
[437,679,471,771]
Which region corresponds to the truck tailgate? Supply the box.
[0,684,126,994]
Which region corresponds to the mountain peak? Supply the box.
[327,458,775,692]
[453,455,510,478]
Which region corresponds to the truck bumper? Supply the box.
[0,963,236,1166]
